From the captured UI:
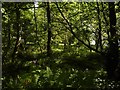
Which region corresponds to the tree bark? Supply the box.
[46,2,52,57]
[96,2,102,51]
[12,4,20,62]
[105,2,119,80]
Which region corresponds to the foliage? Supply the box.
[2,2,120,89]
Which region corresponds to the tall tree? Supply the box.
[46,2,52,57]
[105,2,119,80]
[12,3,20,62]
[96,2,102,51]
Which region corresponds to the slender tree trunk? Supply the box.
[97,2,102,51]
[105,2,119,80]
[95,29,99,51]
[12,4,20,62]
[46,2,52,57]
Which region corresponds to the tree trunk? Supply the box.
[96,2,102,51]
[105,2,119,80]
[12,4,20,62]
[46,2,52,57]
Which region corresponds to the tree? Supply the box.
[46,2,52,57]
[105,2,119,80]
[11,3,21,62]
[2,2,120,88]
[96,2,102,51]
[55,2,120,80]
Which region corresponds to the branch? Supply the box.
[55,3,103,55]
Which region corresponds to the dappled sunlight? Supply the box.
[2,2,120,89]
